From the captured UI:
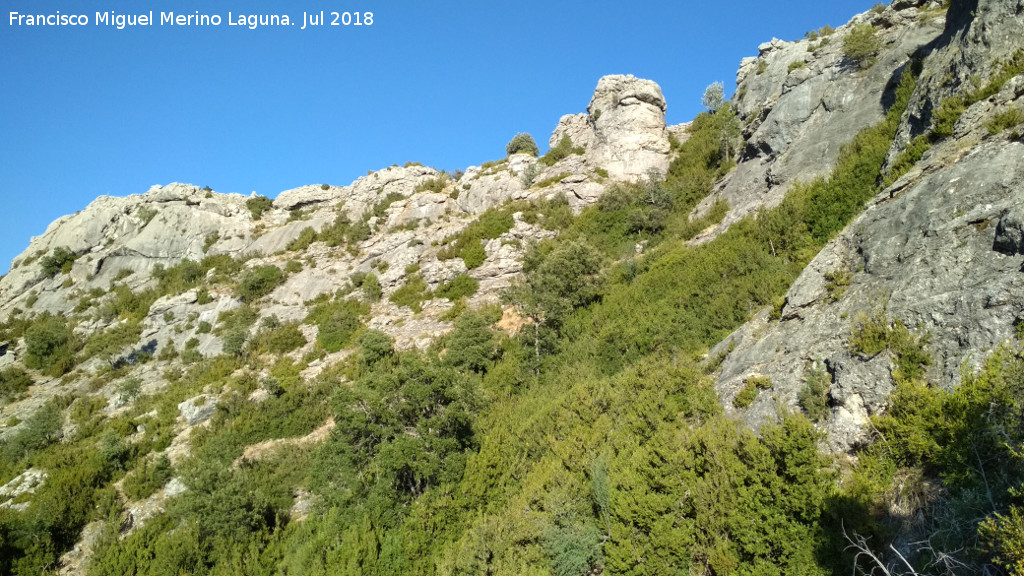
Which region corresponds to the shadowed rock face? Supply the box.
[711,0,1024,452]
[692,3,945,240]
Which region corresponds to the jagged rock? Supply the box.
[550,114,595,150]
[994,206,1024,255]
[178,395,217,426]
[274,184,342,211]
[714,138,1024,452]
[696,8,945,240]
[585,75,671,181]
[891,0,1024,153]
[0,468,47,510]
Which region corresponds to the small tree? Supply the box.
[702,82,725,112]
[843,23,881,69]
[506,133,540,157]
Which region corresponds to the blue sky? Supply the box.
[0,0,877,273]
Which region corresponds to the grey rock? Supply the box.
[714,138,1024,451]
[994,206,1024,255]
[697,9,945,240]
[178,395,217,426]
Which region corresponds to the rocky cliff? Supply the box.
[2,0,1023,572]
[711,0,1024,451]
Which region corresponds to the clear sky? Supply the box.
[0,0,878,273]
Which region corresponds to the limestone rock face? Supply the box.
[584,75,671,181]
[694,3,945,237]
[713,138,1024,452]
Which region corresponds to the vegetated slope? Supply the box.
[1,0,1024,575]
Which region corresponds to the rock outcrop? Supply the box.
[694,2,946,237]
[712,0,1024,451]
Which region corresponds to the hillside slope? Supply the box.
[2,0,1024,574]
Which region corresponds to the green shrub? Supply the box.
[787,60,806,72]
[438,208,514,269]
[390,275,432,313]
[40,246,77,278]
[414,174,449,194]
[506,132,539,157]
[436,274,479,301]
[0,367,33,404]
[798,363,831,421]
[843,23,881,69]
[849,310,889,358]
[305,298,368,352]
[360,330,394,364]
[24,313,79,376]
[238,265,284,303]
[287,227,318,251]
[539,135,584,167]
[823,269,851,301]
[533,172,570,189]
[246,196,274,220]
[443,310,499,373]
[202,232,219,253]
[734,375,772,408]
[362,273,382,302]
[251,322,307,354]
[987,106,1024,134]
[883,134,931,186]
[122,455,173,501]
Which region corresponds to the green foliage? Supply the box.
[543,518,603,576]
[929,51,1024,141]
[246,195,274,220]
[24,313,79,376]
[122,455,173,501]
[79,320,143,363]
[0,367,33,405]
[849,309,890,357]
[882,134,930,186]
[238,265,284,303]
[250,321,307,354]
[202,232,219,253]
[506,132,539,157]
[787,60,806,72]
[414,174,449,194]
[40,246,77,278]
[437,208,514,269]
[435,274,479,301]
[287,226,318,251]
[305,298,368,352]
[533,172,571,189]
[370,192,406,221]
[843,23,881,69]
[539,135,584,167]
[823,268,851,301]
[389,274,431,313]
[798,362,831,421]
[360,330,395,365]
[518,240,605,332]
[734,375,771,408]
[443,310,499,373]
[362,273,382,301]
[987,106,1024,135]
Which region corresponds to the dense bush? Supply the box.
[0,367,33,405]
[539,135,584,167]
[238,265,284,303]
[305,298,368,352]
[246,195,274,220]
[843,23,881,68]
[40,246,77,278]
[24,313,79,376]
[506,132,539,157]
